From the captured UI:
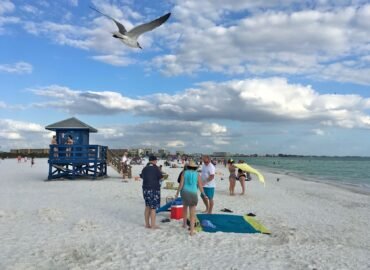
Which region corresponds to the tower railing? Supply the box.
[47,144,107,180]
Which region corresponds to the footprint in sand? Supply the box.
[38,208,64,223]
[0,209,20,220]
[73,219,99,232]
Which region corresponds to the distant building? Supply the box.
[158,149,170,157]
[175,150,185,156]
[128,149,139,157]
[10,148,49,155]
[213,152,229,157]
[110,149,128,156]
[126,148,144,157]
[143,148,153,156]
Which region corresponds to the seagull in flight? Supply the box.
[90,6,171,49]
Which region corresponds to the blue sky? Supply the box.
[1,0,370,155]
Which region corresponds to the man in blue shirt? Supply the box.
[141,155,163,229]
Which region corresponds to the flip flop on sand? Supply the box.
[220,208,233,213]
[247,213,256,217]
[161,218,171,223]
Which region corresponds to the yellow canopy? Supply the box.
[234,163,265,186]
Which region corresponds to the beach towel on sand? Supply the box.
[156,197,182,213]
[196,214,270,234]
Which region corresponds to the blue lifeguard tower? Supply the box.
[46,117,108,180]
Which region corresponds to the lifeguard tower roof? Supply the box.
[45,117,98,133]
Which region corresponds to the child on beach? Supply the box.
[175,160,207,235]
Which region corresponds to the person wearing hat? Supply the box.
[175,160,207,236]
[228,159,237,196]
[141,155,163,229]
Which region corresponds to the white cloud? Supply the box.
[21,2,165,65]
[319,62,370,85]
[0,62,33,74]
[140,78,370,129]
[21,5,42,15]
[10,0,370,85]
[0,16,20,34]
[152,2,370,85]
[0,101,7,108]
[0,0,14,15]
[0,119,45,133]
[0,132,21,140]
[30,85,151,114]
[0,119,46,142]
[91,54,135,66]
[92,120,230,151]
[99,128,124,138]
[213,138,230,145]
[68,0,79,7]
[0,119,51,150]
[166,140,185,148]
[27,78,370,129]
[0,0,19,34]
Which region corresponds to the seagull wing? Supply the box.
[90,6,127,34]
[127,12,171,39]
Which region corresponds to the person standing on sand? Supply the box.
[175,160,207,235]
[228,159,237,196]
[236,169,246,195]
[141,155,163,229]
[121,152,129,180]
[200,155,216,214]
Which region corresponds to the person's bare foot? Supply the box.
[189,231,195,236]
[202,210,208,213]
[151,225,160,230]
[145,225,151,229]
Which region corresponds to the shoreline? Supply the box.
[251,164,370,196]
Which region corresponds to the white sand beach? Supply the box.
[0,158,369,270]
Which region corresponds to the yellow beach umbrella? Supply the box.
[234,163,265,186]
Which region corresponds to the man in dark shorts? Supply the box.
[141,155,163,229]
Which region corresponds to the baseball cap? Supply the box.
[149,155,158,161]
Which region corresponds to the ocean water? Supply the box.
[235,156,370,192]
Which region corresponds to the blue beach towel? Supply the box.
[156,197,182,213]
